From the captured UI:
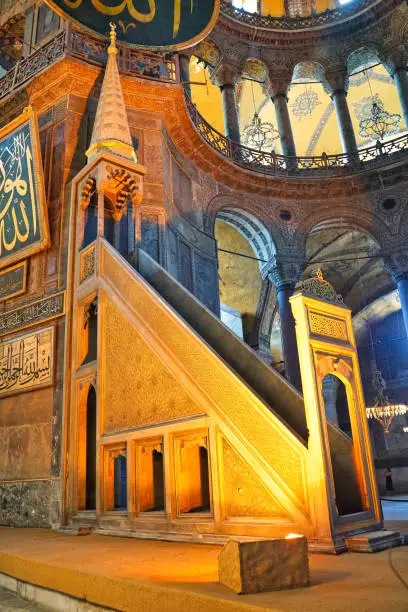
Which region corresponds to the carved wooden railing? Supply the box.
[0,26,178,103]
[221,0,382,30]
[185,94,408,177]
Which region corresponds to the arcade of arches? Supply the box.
[1,0,408,546]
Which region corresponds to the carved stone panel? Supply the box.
[166,225,179,281]
[0,291,65,336]
[0,326,54,397]
[179,240,193,293]
[0,261,27,302]
[141,214,160,263]
[193,253,219,315]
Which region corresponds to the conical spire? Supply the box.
[86,23,136,163]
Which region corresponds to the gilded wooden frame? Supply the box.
[0,106,51,270]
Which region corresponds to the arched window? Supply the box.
[78,384,97,511]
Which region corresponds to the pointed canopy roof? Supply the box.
[86,23,136,163]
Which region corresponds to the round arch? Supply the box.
[346,46,382,75]
[216,207,276,271]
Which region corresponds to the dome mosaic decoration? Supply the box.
[290,89,321,121]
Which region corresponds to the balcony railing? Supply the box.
[185,94,408,178]
[221,0,381,30]
[0,26,178,103]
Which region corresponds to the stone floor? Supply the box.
[0,527,408,611]
[0,586,49,610]
[382,495,408,521]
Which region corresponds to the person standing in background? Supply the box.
[384,467,394,493]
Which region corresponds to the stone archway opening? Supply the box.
[214,208,276,354]
[77,384,97,511]
[321,373,364,515]
[305,220,383,314]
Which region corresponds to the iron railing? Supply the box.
[221,0,380,30]
[68,28,178,83]
[0,30,66,101]
[185,94,408,177]
[0,26,178,103]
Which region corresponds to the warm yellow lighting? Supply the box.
[285,533,303,539]
[366,403,407,434]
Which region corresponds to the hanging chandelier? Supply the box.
[242,112,279,151]
[241,80,279,151]
[358,69,401,141]
[366,369,407,434]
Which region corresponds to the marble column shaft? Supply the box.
[331,89,358,154]
[272,93,297,158]
[277,284,302,391]
[220,83,241,143]
[396,274,408,341]
[393,67,408,130]
[179,54,191,97]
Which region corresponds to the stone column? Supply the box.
[213,65,241,143]
[383,50,408,131]
[97,189,105,237]
[179,54,191,97]
[396,274,408,339]
[393,67,408,130]
[272,93,297,158]
[266,72,297,158]
[384,251,408,340]
[264,257,305,391]
[324,68,357,155]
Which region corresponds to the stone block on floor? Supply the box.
[218,536,310,595]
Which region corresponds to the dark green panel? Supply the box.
[47,0,219,49]
[0,121,42,263]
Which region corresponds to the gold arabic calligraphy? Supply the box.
[0,140,36,256]
[64,0,193,38]
[0,328,53,395]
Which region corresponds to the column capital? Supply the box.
[211,63,241,89]
[323,67,349,97]
[383,250,408,283]
[381,46,408,77]
[265,70,292,99]
[262,256,306,291]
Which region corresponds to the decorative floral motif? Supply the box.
[356,96,401,141]
[354,95,383,122]
[308,312,348,341]
[80,245,96,284]
[290,89,321,120]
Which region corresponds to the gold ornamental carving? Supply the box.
[80,244,96,283]
[309,312,348,342]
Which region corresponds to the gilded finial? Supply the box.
[108,21,117,54]
[315,267,324,281]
